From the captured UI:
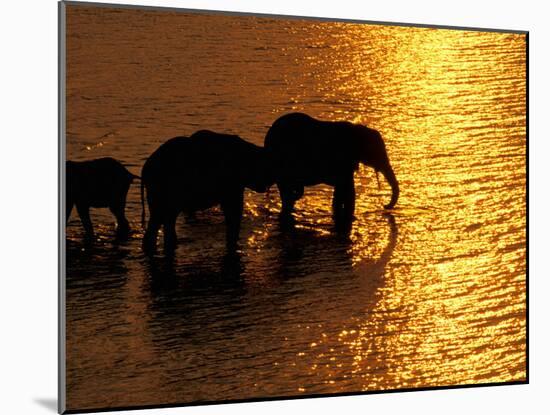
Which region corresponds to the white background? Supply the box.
[0,0,544,414]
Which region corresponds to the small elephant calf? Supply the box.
[66,157,139,238]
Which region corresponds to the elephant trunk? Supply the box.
[381,164,399,209]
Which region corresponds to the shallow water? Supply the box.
[64,5,526,410]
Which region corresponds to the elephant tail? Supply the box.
[140,179,146,229]
[124,166,141,182]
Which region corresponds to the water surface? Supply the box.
[65,5,526,410]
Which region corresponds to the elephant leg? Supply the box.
[114,184,131,237]
[76,203,93,238]
[333,173,355,225]
[109,200,130,239]
[342,182,356,219]
[332,189,343,215]
[163,213,178,255]
[278,182,303,217]
[221,190,244,252]
[143,210,162,254]
[293,184,304,200]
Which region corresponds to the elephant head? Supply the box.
[240,145,276,193]
[352,125,399,209]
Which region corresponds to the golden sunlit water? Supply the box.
[64,6,526,410]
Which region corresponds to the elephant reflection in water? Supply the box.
[272,213,398,281]
[265,113,399,225]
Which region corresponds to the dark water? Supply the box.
[64,6,526,410]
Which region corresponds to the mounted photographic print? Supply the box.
[58,1,528,413]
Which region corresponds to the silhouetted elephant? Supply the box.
[264,113,399,224]
[141,130,273,255]
[66,157,139,238]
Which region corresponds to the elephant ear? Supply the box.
[332,123,361,171]
[353,124,387,169]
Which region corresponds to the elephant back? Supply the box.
[141,132,271,199]
[264,113,359,184]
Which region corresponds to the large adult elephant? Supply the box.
[264,113,399,223]
[141,130,273,254]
